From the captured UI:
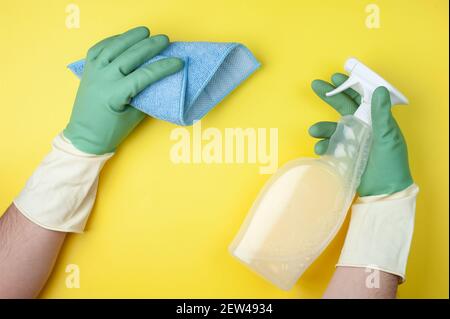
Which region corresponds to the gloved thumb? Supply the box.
[371,86,395,138]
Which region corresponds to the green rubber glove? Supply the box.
[309,73,413,196]
[64,26,184,155]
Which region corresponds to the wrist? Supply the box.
[358,175,414,197]
[337,184,419,282]
[14,133,113,232]
[63,124,113,155]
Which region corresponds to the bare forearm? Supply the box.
[323,266,399,299]
[0,204,66,298]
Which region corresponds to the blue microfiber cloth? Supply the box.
[68,42,260,126]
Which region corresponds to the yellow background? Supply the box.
[0,0,448,298]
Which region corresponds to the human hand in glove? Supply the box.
[1,26,184,298]
[64,26,184,155]
[308,73,414,196]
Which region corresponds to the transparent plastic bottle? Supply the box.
[229,116,371,290]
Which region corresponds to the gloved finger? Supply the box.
[109,35,170,76]
[371,86,396,138]
[97,26,150,64]
[311,79,358,116]
[308,121,337,138]
[331,73,362,104]
[120,57,184,100]
[314,139,330,155]
[86,35,118,61]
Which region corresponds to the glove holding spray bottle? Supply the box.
[312,67,418,283]
[230,58,418,290]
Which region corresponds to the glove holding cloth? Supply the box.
[68,41,260,126]
[14,27,184,232]
[310,74,418,281]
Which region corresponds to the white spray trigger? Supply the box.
[325,76,362,97]
[325,57,409,125]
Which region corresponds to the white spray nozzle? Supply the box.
[325,57,409,125]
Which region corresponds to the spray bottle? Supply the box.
[229,58,408,290]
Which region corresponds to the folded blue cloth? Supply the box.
[68,42,260,126]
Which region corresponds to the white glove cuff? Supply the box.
[14,134,113,233]
[337,184,419,282]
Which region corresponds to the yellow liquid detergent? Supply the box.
[231,159,346,288]
[230,116,371,290]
